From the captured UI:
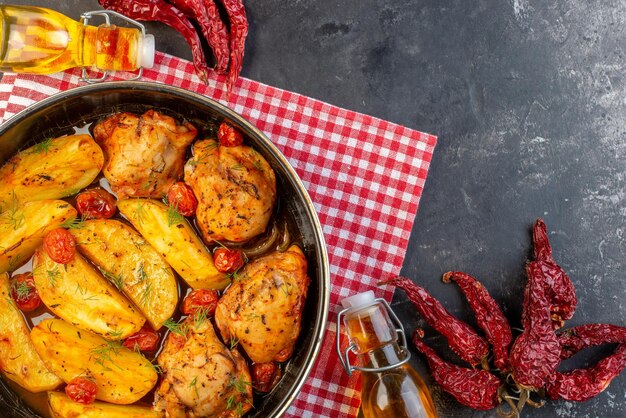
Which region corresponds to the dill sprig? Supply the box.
[10,280,31,300]
[47,268,61,286]
[166,203,184,227]
[99,267,124,290]
[230,163,245,171]
[193,306,212,329]
[229,337,239,350]
[163,319,188,339]
[139,281,153,307]
[134,199,146,225]
[252,159,265,172]
[189,376,200,399]
[3,193,25,231]
[90,340,124,371]
[29,137,54,154]
[60,215,87,230]
[136,263,148,283]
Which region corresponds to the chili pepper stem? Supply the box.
[481,356,490,371]
[496,386,520,418]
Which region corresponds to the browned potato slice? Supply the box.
[48,392,164,418]
[32,248,145,340]
[0,274,62,392]
[0,135,104,208]
[31,319,158,405]
[118,199,229,290]
[0,199,76,273]
[71,219,178,330]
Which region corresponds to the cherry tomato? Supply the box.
[181,289,219,316]
[10,273,41,312]
[213,248,245,274]
[251,362,281,392]
[76,188,117,219]
[167,182,198,217]
[65,377,97,405]
[122,324,160,352]
[43,228,76,264]
[217,122,244,147]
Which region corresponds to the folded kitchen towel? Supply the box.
[0,52,437,417]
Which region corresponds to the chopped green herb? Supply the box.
[193,306,211,329]
[90,340,123,371]
[230,164,245,171]
[29,137,54,154]
[189,376,200,398]
[140,281,153,307]
[252,159,265,172]
[135,200,146,225]
[100,267,124,290]
[229,337,239,350]
[166,203,184,227]
[136,262,148,283]
[10,280,30,300]
[3,193,25,231]
[47,268,61,286]
[60,215,87,230]
[163,319,188,339]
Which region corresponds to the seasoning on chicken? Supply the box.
[154,317,252,417]
[93,110,197,199]
[184,139,276,243]
[215,245,309,363]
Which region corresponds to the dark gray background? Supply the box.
[5,1,626,417]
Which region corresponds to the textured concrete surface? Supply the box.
[4,0,626,416]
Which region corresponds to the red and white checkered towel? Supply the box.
[0,52,437,417]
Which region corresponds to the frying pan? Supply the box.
[0,81,330,417]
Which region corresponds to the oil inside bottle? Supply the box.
[0,5,154,74]
[342,292,437,418]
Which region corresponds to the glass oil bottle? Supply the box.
[0,5,154,80]
[337,291,438,418]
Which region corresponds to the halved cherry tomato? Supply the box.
[217,122,244,147]
[122,324,160,352]
[213,248,245,274]
[10,273,41,312]
[43,228,76,264]
[76,188,117,219]
[251,362,281,393]
[65,377,97,405]
[181,289,219,316]
[167,182,198,217]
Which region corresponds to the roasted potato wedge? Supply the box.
[0,200,76,273]
[48,392,164,418]
[0,135,104,208]
[32,248,146,340]
[31,319,158,404]
[0,274,62,392]
[118,199,229,290]
[71,219,178,330]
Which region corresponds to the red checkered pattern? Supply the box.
[0,52,437,417]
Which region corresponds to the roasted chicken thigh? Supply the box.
[184,139,276,243]
[93,110,197,199]
[215,245,309,363]
[154,317,252,418]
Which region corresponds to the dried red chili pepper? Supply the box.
[217,0,248,90]
[443,271,513,372]
[533,219,577,329]
[558,323,626,359]
[167,0,230,74]
[546,343,626,401]
[98,0,211,82]
[412,330,502,410]
[384,276,489,367]
[509,261,561,390]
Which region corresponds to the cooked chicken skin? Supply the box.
[93,110,197,199]
[184,139,276,243]
[215,245,309,363]
[154,318,252,418]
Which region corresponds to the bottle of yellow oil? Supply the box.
[338,291,438,418]
[0,5,154,75]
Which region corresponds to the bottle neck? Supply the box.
[81,24,142,71]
